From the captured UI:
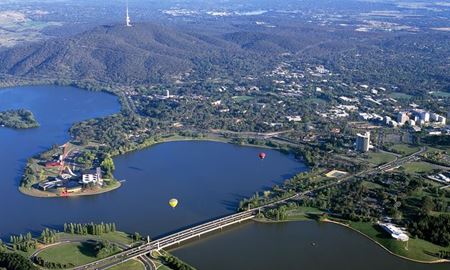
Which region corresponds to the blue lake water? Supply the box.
[0,85,304,238]
[0,85,447,270]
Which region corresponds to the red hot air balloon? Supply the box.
[259,152,266,160]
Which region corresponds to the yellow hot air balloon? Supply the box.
[169,198,178,209]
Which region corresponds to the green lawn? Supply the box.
[98,231,134,245]
[37,242,99,267]
[361,180,384,190]
[108,259,145,270]
[389,92,413,100]
[366,152,396,165]
[286,207,324,221]
[389,144,420,156]
[402,161,435,174]
[348,222,449,262]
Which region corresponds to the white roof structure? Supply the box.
[379,222,409,242]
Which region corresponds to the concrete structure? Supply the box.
[38,179,62,191]
[378,222,409,242]
[356,131,371,152]
[397,112,409,125]
[73,211,256,270]
[427,173,450,184]
[418,110,430,122]
[286,116,302,122]
[125,0,132,27]
[80,167,103,186]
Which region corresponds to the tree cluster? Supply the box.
[63,222,117,235]
[10,233,36,252]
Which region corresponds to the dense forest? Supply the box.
[0,21,448,96]
[0,109,39,129]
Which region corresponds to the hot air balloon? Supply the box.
[169,198,178,209]
[258,152,266,160]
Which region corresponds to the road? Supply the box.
[74,147,426,270]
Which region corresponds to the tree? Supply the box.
[101,155,115,178]
[421,196,435,215]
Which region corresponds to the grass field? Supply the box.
[430,91,450,98]
[348,222,449,262]
[285,207,324,221]
[366,152,396,165]
[389,144,420,156]
[96,231,134,245]
[389,92,413,99]
[37,242,99,267]
[402,161,435,174]
[108,259,145,270]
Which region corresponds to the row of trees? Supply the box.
[63,222,117,235]
[40,228,59,244]
[10,233,36,252]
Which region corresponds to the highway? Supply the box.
[74,147,426,270]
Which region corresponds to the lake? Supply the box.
[0,85,304,238]
[0,85,447,270]
[173,221,449,270]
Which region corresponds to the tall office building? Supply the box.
[397,112,409,125]
[356,132,371,152]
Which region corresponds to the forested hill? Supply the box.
[0,23,269,85]
[0,21,448,94]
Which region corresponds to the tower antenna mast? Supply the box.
[126,0,132,27]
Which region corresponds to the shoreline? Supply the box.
[254,216,449,264]
[322,218,450,264]
[19,182,121,198]
[18,135,295,199]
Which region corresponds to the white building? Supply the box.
[286,116,302,122]
[413,109,430,123]
[379,222,409,242]
[80,167,103,186]
[356,132,371,152]
[397,112,409,125]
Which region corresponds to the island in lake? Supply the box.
[20,142,121,197]
[0,109,39,129]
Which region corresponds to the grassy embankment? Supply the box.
[366,151,397,166]
[31,231,185,270]
[388,144,421,156]
[255,207,449,263]
[340,221,449,263]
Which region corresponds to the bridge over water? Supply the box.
[74,210,256,270]
[73,147,425,270]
